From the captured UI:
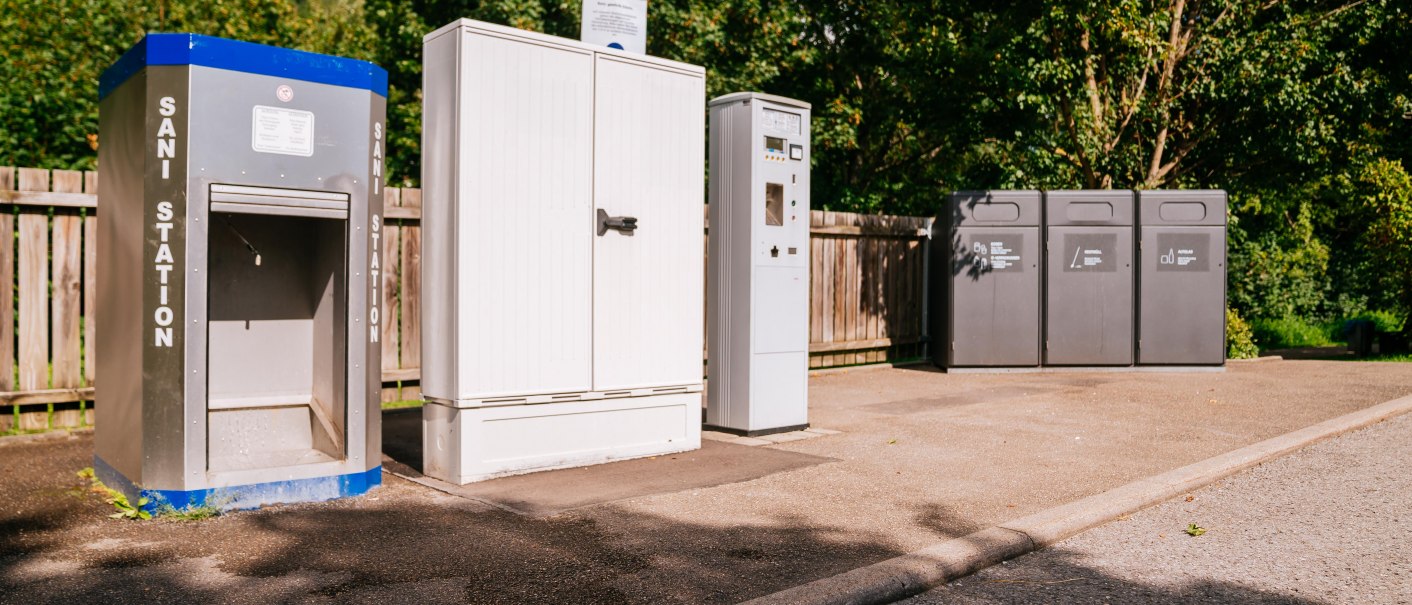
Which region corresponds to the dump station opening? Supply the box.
[206,212,348,472]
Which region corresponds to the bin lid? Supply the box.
[948,190,1041,227]
[1044,190,1135,226]
[100,33,387,100]
[1138,190,1227,226]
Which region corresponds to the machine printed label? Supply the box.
[369,120,385,344]
[763,108,802,135]
[151,95,183,349]
[251,105,315,157]
[1156,232,1210,272]
[1063,233,1117,272]
[959,234,1023,274]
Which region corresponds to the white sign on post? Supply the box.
[581,0,648,54]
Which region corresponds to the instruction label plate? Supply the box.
[958,233,1024,274]
[1062,233,1117,272]
[1155,232,1210,272]
[251,105,315,157]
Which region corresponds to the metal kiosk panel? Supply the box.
[705,92,812,436]
[1044,190,1135,366]
[937,190,1042,368]
[95,34,385,512]
[1137,190,1227,365]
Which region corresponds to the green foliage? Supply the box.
[1227,207,1331,321]
[1225,308,1259,360]
[4,0,1411,326]
[1349,310,1406,335]
[1249,316,1338,350]
[1354,157,1412,327]
[76,467,152,520]
[155,502,221,520]
[1184,523,1206,537]
[0,0,376,170]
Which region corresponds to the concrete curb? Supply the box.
[743,393,1412,605]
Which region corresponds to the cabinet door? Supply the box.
[1044,226,1135,365]
[592,56,705,390]
[453,31,595,398]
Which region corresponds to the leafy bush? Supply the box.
[1249,316,1337,350]
[1348,310,1407,335]
[1225,308,1260,359]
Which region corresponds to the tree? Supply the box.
[0,0,376,171]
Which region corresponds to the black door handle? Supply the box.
[597,209,638,236]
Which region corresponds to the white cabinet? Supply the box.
[420,20,705,484]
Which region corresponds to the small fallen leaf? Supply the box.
[1115,514,1131,521]
[1185,495,1195,502]
[1185,523,1206,537]
[887,439,897,445]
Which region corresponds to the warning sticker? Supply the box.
[1063,233,1117,272]
[957,234,1023,274]
[1156,232,1210,272]
[251,105,314,157]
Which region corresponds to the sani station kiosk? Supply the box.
[705,93,812,436]
[419,20,707,483]
[95,34,387,510]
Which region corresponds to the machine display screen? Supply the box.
[765,136,786,154]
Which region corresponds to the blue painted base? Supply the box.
[93,456,381,514]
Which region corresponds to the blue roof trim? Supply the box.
[99,33,388,100]
[94,455,382,514]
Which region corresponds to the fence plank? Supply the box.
[0,387,95,406]
[1,169,943,424]
[84,171,97,386]
[1,167,14,392]
[381,188,402,371]
[51,172,84,399]
[380,188,403,403]
[17,169,50,391]
[399,188,422,379]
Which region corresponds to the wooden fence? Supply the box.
[2,167,930,433]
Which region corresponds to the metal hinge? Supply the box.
[1044,340,1049,350]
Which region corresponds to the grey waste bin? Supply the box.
[95,33,387,512]
[1044,190,1135,366]
[933,191,1042,368]
[1137,190,1227,365]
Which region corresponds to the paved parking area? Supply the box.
[2,359,1410,603]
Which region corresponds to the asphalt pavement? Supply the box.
[2,359,1410,604]
[903,412,1412,604]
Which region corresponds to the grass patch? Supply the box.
[76,467,151,520]
[381,399,424,410]
[75,467,225,520]
[154,502,221,521]
[1358,353,1412,362]
[1250,316,1341,350]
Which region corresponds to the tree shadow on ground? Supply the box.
[0,425,1337,605]
[915,545,1325,604]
